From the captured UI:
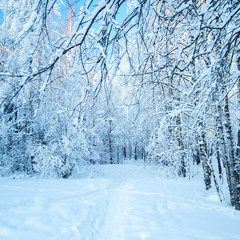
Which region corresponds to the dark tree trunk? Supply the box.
[109,119,113,164]
[123,146,127,159]
[134,144,137,161]
[216,141,223,181]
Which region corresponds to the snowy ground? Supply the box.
[0,164,240,240]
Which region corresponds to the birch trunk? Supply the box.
[223,95,240,209]
[217,103,234,204]
[176,115,186,177]
[199,121,212,190]
[234,57,240,210]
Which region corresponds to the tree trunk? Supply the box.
[234,56,240,210]
[109,119,113,164]
[117,146,120,164]
[199,121,212,190]
[176,114,186,177]
[217,103,234,205]
[216,141,223,181]
[223,95,240,209]
[134,144,137,161]
[123,145,127,159]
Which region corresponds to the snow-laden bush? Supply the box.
[29,128,100,178]
[147,114,187,177]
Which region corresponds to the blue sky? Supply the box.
[0,9,3,25]
[0,0,127,27]
[60,0,127,25]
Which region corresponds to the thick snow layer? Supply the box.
[0,164,239,240]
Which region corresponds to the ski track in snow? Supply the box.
[0,164,240,240]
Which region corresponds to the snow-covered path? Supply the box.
[0,164,239,240]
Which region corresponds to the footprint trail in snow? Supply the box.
[0,164,240,240]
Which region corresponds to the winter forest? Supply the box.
[0,0,240,237]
